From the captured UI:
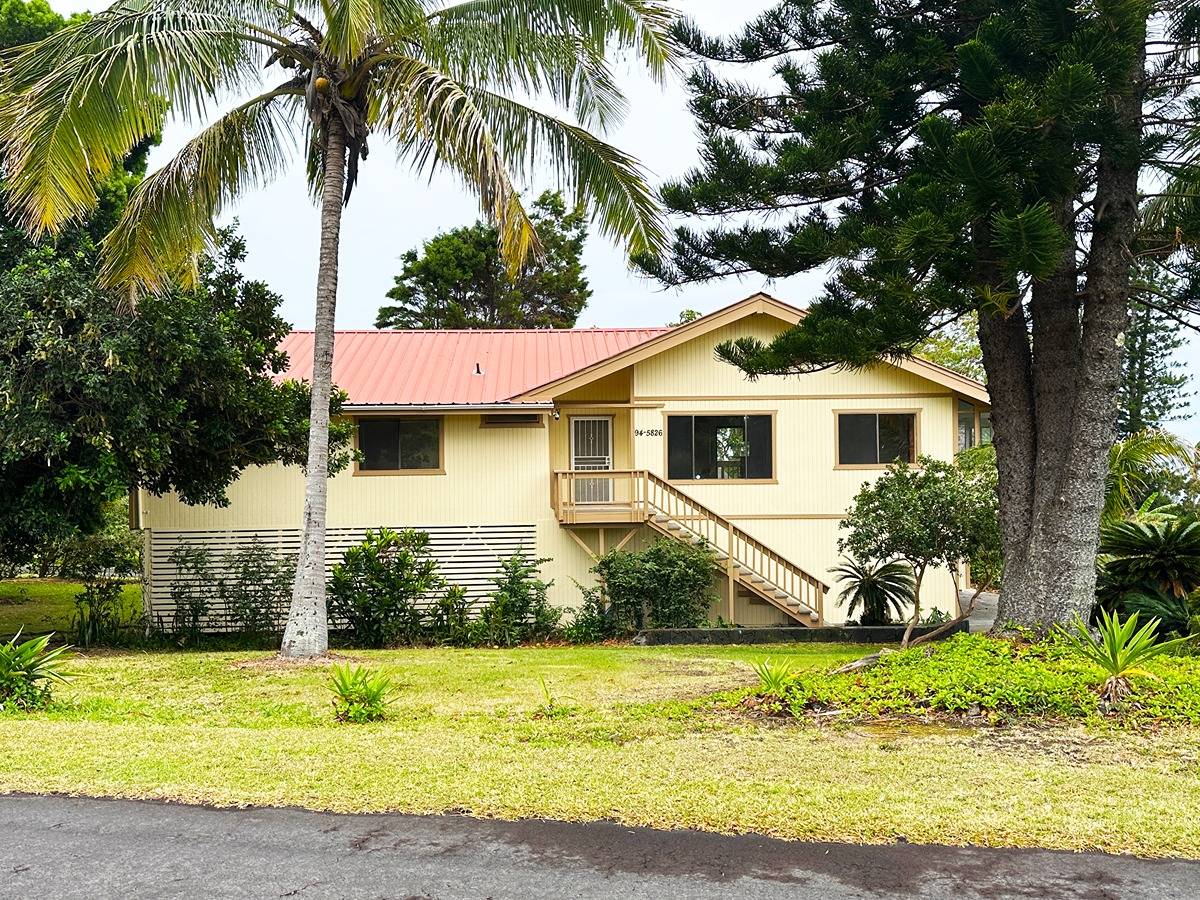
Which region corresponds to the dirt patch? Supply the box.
[227,652,372,671]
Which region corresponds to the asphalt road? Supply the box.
[2,794,1197,899]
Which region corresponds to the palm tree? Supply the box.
[0,0,675,657]
[1104,430,1192,524]
[829,557,915,626]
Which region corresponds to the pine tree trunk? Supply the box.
[281,117,347,659]
[979,27,1144,635]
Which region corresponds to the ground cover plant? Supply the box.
[758,633,1200,726]
[0,642,1198,857]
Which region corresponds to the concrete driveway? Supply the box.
[2,794,1197,899]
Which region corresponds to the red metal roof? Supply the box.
[279,328,671,406]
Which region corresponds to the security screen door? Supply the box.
[570,416,613,503]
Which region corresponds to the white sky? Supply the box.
[49,1,1199,440]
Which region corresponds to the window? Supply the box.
[480,413,542,427]
[666,415,772,480]
[956,401,994,452]
[836,412,916,466]
[957,400,976,452]
[357,418,441,472]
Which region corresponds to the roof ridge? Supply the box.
[288,327,673,334]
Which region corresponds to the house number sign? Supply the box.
[634,429,663,437]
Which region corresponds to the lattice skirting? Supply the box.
[145,524,537,632]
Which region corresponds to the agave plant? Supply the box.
[1099,518,1200,600]
[830,557,915,626]
[328,663,393,723]
[751,658,794,699]
[1061,609,1194,703]
[0,631,75,710]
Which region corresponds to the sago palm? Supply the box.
[0,0,676,657]
[829,557,915,626]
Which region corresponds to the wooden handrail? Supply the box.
[552,469,828,624]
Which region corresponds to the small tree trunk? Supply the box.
[901,566,924,648]
[281,117,348,659]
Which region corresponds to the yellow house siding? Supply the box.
[630,317,963,619]
[141,310,979,626]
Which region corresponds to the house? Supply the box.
[134,293,991,628]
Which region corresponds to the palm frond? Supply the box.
[1104,429,1192,523]
[372,55,540,270]
[428,0,680,84]
[465,86,668,258]
[418,23,627,130]
[0,1,268,237]
[99,87,302,293]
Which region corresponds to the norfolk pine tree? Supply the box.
[644,0,1200,632]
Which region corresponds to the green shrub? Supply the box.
[0,632,73,711]
[219,540,294,634]
[562,584,618,644]
[474,555,560,647]
[780,633,1200,725]
[168,542,215,640]
[55,498,142,582]
[73,580,140,647]
[593,538,718,630]
[427,585,475,646]
[328,663,393,723]
[1099,518,1200,603]
[327,528,445,647]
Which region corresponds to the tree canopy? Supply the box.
[376,191,591,329]
[644,0,1200,631]
[0,229,353,569]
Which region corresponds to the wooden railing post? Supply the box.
[726,527,735,622]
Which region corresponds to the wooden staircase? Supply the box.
[552,469,828,625]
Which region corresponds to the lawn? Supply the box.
[0,579,142,637]
[2,643,1198,857]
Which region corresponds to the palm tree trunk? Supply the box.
[281,117,347,659]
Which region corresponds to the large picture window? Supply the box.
[667,414,773,481]
[836,412,916,466]
[357,417,442,472]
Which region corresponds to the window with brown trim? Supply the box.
[837,413,916,466]
[666,414,772,480]
[358,417,441,471]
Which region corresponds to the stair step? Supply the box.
[652,514,669,523]
[666,521,683,531]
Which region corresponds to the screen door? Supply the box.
[570,416,613,503]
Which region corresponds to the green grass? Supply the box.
[2,642,1198,857]
[0,579,142,637]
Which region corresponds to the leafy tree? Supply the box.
[0,0,75,49]
[642,1,1200,634]
[376,191,591,329]
[670,308,702,326]
[0,0,674,657]
[839,457,987,645]
[1118,272,1192,437]
[916,313,985,382]
[0,229,352,570]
